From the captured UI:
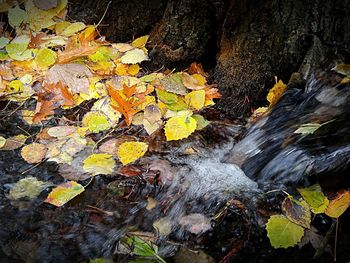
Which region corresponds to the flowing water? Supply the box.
[1,71,350,262]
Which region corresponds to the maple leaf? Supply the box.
[107,83,145,126]
[33,81,74,123]
[57,26,99,64]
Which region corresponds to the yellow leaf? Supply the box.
[83,153,116,175]
[45,181,85,207]
[128,64,140,76]
[117,141,148,165]
[61,22,86,36]
[21,143,47,164]
[0,134,27,150]
[121,48,148,64]
[164,115,197,141]
[131,35,149,48]
[0,136,6,148]
[35,48,57,68]
[185,90,206,110]
[82,111,111,133]
[325,190,350,218]
[267,80,287,107]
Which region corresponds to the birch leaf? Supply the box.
[164,115,196,141]
[117,141,148,165]
[21,143,47,164]
[83,153,116,175]
[121,48,148,64]
[45,181,84,207]
[297,184,329,214]
[325,190,350,218]
[266,215,304,248]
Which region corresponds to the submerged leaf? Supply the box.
[9,177,51,200]
[266,215,304,248]
[45,181,85,207]
[83,153,116,175]
[297,184,329,214]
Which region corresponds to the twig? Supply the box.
[334,218,339,262]
[21,159,45,174]
[95,1,112,28]
[0,100,26,121]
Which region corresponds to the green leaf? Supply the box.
[156,89,178,104]
[125,236,166,263]
[164,115,197,141]
[83,153,116,175]
[282,196,311,228]
[266,215,304,248]
[294,123,321,135]
[192,114,210,130]
[297,184,329,214]
[8,5,28,28]
[35,48,57,68]
[89,258,113,263]
[121,48,148,64]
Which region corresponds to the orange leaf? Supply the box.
[188,62,208,77]
[57,28,99,64]
[107,83,145,126]
[325,190,350,218]
[29,32,47,48]
[205,86,221,100]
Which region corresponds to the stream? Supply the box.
[1,71,350,262]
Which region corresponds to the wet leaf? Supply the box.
[44,181,85,207]
[117,141,148,165]
[82,111,111,133]
[294,123,322,135]
[33,0,59,10]
[282,196,311,228]
[89,258,114,263]
[8,5,28,28]
[332,63,350,76]
[153,217,173,236]
[45,63,93,94]
[188,62,208,77]
[185,89,206,110]
[192,114,210,130]
[47,126,77,138]
[182,72,206,90]
[121,48,148,64]
[61,22,86,36]
[0,134,27,150]
[267,80,287,107]
[117,165,143,177]
[0,136,6,148]
[83,153,116,175]
[131,35,149,48]
[35,48,57,69]
[160,73,187,95]
[297,184,329,214]
[164,115,196,141]
[266,215,304,248]
[9,177,51,200]
[21,143,47,164]
[325,190,350,218]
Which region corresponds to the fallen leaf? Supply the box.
[120,48,148,64]
[182,72,206,90]
[267,80,287,107]
[82,111,111,133]
[185,89,206,110]
[117,141,148,165]
[188,62,208,77]
[282,196,311,228]
[83,153,116,175]
[9,177,51,200]
[332,63,350,76]
[325,190,350,218]
[160,73,188,95]
[21,143,47,164]
[266,215,304,248]
[61,22,86,36]
[117,165,143,177]
[45,63,93,94]
[294,123,322,135]
[44,181,85,207]
[0,136,6,148]
[297,184,329,214]
[153,217,173,236]
[35,48,57,68]
[47,126,77,138]
[131,35,149,48]
[192,114,210,130]
[0,134,27,150]
[164,115,196,141]
[8,5,28,28]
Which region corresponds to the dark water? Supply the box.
[1,71,350,262]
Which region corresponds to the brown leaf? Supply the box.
[117,165,143,177]
[325,190,350,218]
[45,63,93,94]
[188,62,208,77]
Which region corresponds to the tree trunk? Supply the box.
[69,0,350,116]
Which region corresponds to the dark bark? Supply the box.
[69,0,350,117]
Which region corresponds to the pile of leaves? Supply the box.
[0,0,220,207]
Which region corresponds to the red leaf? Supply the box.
[117,165,143,177]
